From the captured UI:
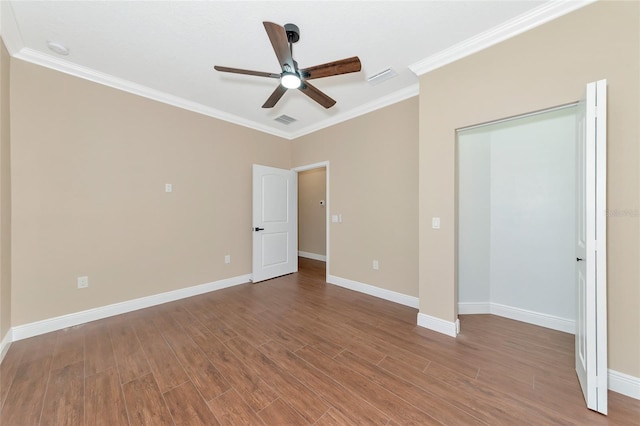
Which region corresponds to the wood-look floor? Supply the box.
[1,258,638,425]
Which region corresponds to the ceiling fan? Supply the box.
[214,22,361,109]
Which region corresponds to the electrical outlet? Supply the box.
[77,276,89,289]
[373,260,379,270]
[224,255,231,264]
[165,183,172,193]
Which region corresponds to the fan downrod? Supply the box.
[284,23,300,43]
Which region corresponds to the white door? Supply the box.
[252,164,298,283]
[575,79,607,414]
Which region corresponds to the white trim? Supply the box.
[293,161,328,173]
[289,84,419,139]
[298,251,326,262]
[0,329,12,363]
[458,301,575,335]
[489,303,575,334]
[417,313,458,338]
[608,369,640,400]
[409,0,596,76]
[327,274,418,309]
[11,274,251,341]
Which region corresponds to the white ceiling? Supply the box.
[1,1,591,139]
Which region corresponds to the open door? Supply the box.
[252,164,298,283]
[575,79,607,414]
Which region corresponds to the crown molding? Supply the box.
[14,47,293,139]
[1,1,23,55]
[289,83,419,139]
[12,44,417,141]
[409,0,597,76]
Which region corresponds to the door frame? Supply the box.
[293,161,330,280]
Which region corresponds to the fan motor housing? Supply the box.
[284,23,300,43]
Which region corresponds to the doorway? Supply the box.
[297,167,327,262]
[293,162,330,279]
[456,105,578,333]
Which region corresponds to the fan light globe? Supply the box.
[281,72,301,89]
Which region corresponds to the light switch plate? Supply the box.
[432,217,441,229]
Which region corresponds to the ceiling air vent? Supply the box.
[367,68,397,86]
[274,114,297,125]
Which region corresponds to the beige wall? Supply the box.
[0,39,11,342]
[298,167,326,257]
[293,98,419,297]
[10,59,291,326]
[419,1,640,377]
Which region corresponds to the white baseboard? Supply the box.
[11,274,252,341]
[417,313,459,338]
[609,369,640,400]
[326,274,418,309]
[0,329,12,363]
[298,251,326,262]
[458,301,575,334]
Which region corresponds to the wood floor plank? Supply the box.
[225,336,330,424]
[121,373,173,426]
[40,361,84,426]
[0,341,27,409]
[258,310,345,358]
[335,351,486,425]
[0,355,52,426]
[208,389,266,426]
[163,381,221,425]
[227,310,306,352]
[109,321,151,384]
[423,359,577,425]
[51,326,85,371]
[159,323,231,401]
[183,322,279,412]
[16,332,58,365]
[258,398,309,425]
[313,407,355,426]
[258,340,389,425]
[85,321,117,377]
[294,345,441,425]
[131,315,189,393]
[85,367,129,426]
[379,355,538,425]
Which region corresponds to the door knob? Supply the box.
[254,227,265,232]
[576,257,584,261]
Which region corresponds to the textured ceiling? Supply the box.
[1,1,591,139]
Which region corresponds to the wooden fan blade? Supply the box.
[299,81,336,109]
[214,66,280,79]
[263,22,295,72]
[262,85,288,108]
[300,56,362,80]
